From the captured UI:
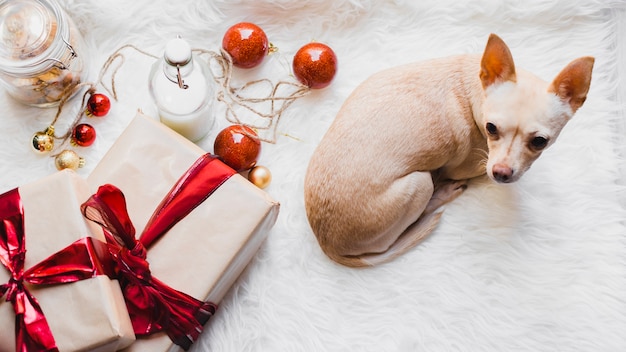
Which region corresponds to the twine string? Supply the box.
[49,45,158,149]
[199,47,311,143]
[97,44,159,100]
[47,43,308,153]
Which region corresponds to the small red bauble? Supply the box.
[71,123,96,147]
[222,22,269,69]
[214,125,261,172]
[86,93,111,117]
[293,42,337,89]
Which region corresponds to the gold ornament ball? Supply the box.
[248,165,271,189]
[32,131,55,153]
[55,150,85,170]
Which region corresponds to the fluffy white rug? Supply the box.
[1,0,625,351]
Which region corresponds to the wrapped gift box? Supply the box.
[0,169,135,352]
[87,112,280,352]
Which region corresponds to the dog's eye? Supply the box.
[530,136,548,150]
[486,122,498,136]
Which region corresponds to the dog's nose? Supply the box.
[492,164,513,183]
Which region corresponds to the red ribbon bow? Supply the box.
[81,154,235,350]
[0,188,115,352]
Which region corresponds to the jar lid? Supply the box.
[0,0,57,66]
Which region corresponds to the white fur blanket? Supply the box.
[1,0,625,351]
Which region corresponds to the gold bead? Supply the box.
[32,127,55,153]
[248,165,271,189]
[54,150,85,170]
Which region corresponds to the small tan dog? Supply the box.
[304,34,594,267]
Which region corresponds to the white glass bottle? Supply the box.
[0,0,87,107]
[149,36,214,142]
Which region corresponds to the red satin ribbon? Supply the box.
[81,153,236,350]
[0,188,115,352]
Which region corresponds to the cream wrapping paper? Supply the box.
[87,112,280,352]
[0,169,135,352]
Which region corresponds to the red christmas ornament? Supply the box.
[222,22,269,69]
[213,125,261,172]
[293,42,337,89]
[71,123,96,146]
[86,93,111,117]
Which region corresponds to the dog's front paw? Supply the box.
[425,180,468,214]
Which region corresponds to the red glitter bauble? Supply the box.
[213,125,261,172]
[293,42,338,89]
[222,22,269,69]
[86,93,110,117]
[71,123,96,147]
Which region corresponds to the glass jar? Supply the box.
[0,0,87,107]
[149,36,215,142]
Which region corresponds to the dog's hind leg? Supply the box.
[327,172,466,267]
[358,179,468,266]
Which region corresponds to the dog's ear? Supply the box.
[548,56,594,113]
[480,33,516,89]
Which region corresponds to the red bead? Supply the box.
[86,93,110,117]
[293,42,338,89]
[222,22,269,69]
[71,123,96,147]
[213,125,261,172]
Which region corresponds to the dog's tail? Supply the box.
[325,211,443,268]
